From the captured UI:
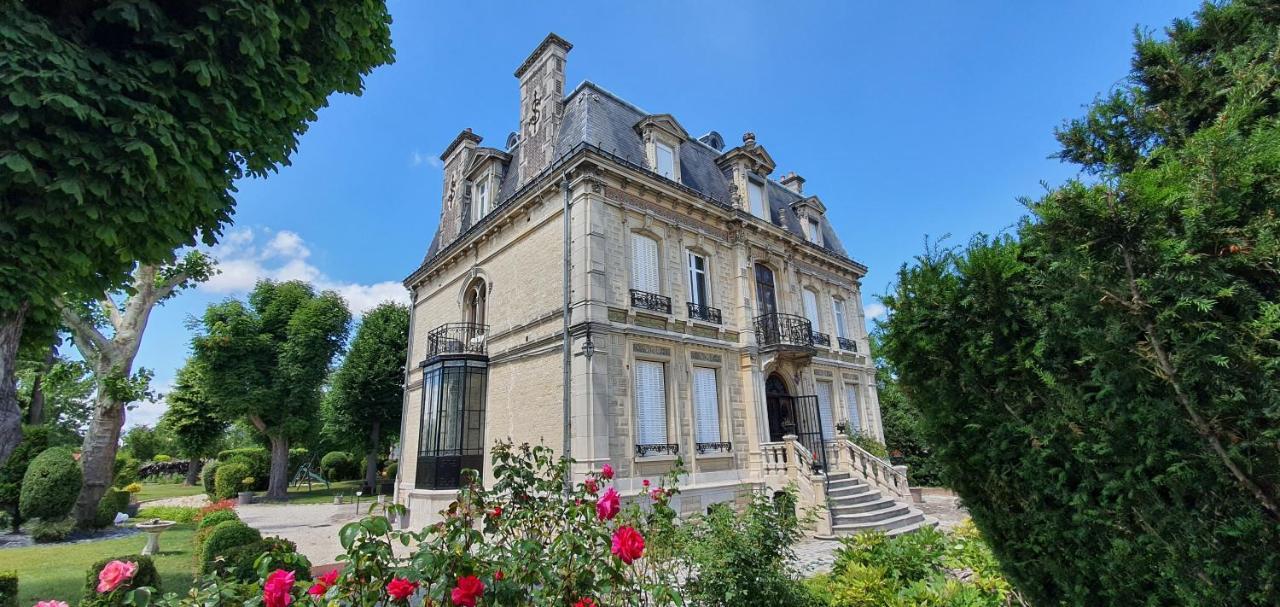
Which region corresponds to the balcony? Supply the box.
[426,322,488,359]
[630,289,672,314]
[812,331,831,348]
[635,443,679,458]
[837,336,858,352]
[687,302,722,324]
[754,313,815,356]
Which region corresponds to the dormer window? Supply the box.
[747,178,768,221]
[635,114,689,183]
[471,178,489,225]
[655,141,675,179]
[807,218,822,245]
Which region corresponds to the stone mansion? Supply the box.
[395,34,929,536]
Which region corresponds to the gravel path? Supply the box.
[236,502,369,565]
[142,494,211,508]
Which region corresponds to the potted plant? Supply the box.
[237,476,255,505]
[123,482,143,517]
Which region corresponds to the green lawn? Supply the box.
[0,524,196,604]
[135,482,207,503]
[283,479,367,505]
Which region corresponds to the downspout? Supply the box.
[561,172,573,496]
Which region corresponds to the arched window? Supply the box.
[464,278,486,327]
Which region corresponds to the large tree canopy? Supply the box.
[193,280,350,499]
[322,301,409,489]
[0,0,394,465]
[881,2,1280,604]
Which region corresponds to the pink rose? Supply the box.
[595,486,620,521]
[385,577,418,601]
[584,478,598,494]
[450,575,485,607]
[600,463,614,480]
[263,569,295,607]
[611,526,646,564]
[650,487,665,501]
[96,560,138,593]
[35,602,70,607]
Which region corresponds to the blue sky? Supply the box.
[123,0,1202,428]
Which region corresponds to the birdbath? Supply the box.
[135,519,175,556]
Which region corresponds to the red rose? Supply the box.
[451,575,485,607]
[385,578,418,602]
[489,506,502,518]
[611,526,645,564]
[307,569,339,596]
[574,599,597,607]
[600,463,614,480]
[262,569,295,607]
[584,478,598,494]
[494,569,504,581]
[642,479,650,488]
[649,487,664,501]
[596,486,620,521]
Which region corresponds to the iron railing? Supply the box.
[696,441,733,454]
[754,313,814,351]
[427,322,489,358]
[635,443,679,458]
[837,337,858,352]
[630,289,672,314]
[687,302,722,324]
[812,331,831,347]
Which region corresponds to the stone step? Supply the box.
[831,508,927,535]
[826,477,867,491]
[828,487,883,504]
[830,496,899,515]
[833,503,911,524]
[826,473,851,482]
[828,485,878,500]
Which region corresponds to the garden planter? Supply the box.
[334,495,344,505]
[125,502,140,517]
[237,491,254,506]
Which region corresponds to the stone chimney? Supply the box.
[438,128,482,244]
[515,33,572,187]
[781,171,805,194]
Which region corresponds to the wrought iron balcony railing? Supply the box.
[630,289,672,314]
[754,313,814,352]
[687,302,722,324]
[635,443,680,458]
[812,331,831,347]
[696,441,733,454]
[427,322,489,358]
[837,337,858,352]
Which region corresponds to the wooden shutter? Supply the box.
[816,380,836,441]
[634,360,667,445]
[631,234,660,293]
[845,384,861,433]
[833,298,847,339]
[803,289,821,330]
[693,367,720,444]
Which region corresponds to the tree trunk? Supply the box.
[27,340,57,426]
[73,389,125,527]
[365,420,380,491]
[0,304,28,467]
[185,458,202,486]
[267,434,290,501]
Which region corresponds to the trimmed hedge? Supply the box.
[320,451,357,481]
[213,461,252,501]
[26,517,75,543]
[199,521,261,573]
[213,536,311,582]
[95,488,131,528]
[197,508,239,530]
[200,459,220,496]
[0,570,16,607]
[136,506,198,524]
[19,447,81,521]
[216,449,269,490]
[80,555,160,607]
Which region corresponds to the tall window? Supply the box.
[807,218,822,245]
[464,279,486,327]
[472,179,489,224]
[630,233,660,294]
[634,360,668,446]
[832,297,847,339]
[655,142,675,179]
[692,367,721,444]
[844,383,862,434]
[802,288,821,331]
[687,251,709,307]
[816,380,836,441]
[416,358,488,489]
[747,179,767,220]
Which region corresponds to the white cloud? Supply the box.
[125,379,173,431]
[864,302,888,320]
[410,150,443,169]
[201,227,407,315]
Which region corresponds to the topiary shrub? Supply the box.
[213,536,312,582]
[200,459,221,497]
[197,508,239,530]
[320,451,357,481]
[0,425,77,530]
[199,521,261,573]
[112,455,140,488]
[216,449,270,490]
[94,488,131,528]
[26,517,75,543]
[19,447,81,522]
[81,555,160,607]
[383,461,397,480]
[0,570,16,607]
[213,461,252,501]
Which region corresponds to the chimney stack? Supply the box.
[781,171,805,194]
[515,33,572,187]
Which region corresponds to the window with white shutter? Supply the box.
[844,383,862,434]
[803,289,821,331]
[655,142,675,179]
[630,234,660,294]
[687,251,709,307]
[832,297,847,339]
[747,179,767,220]
[816,380,836,441]
[634,360,667,446]
[693,367,720,444]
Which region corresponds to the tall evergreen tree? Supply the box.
[159,361,227,486]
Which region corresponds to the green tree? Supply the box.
[869,329,945,487]
[16,354,93,437]
[193,280,350,500]
[159,361,228,486]
[322,302,408,489]
[120,425,173,463]
[0,0,395,467]
[880,2,1280,604]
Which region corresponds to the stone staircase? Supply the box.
[826,472,935,537]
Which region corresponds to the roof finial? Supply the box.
[742,132,756,145]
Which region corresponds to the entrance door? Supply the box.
[765,374,793,442]
[755,263,777,316]
[765,373,828,471]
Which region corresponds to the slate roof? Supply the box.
[423,80,851,262]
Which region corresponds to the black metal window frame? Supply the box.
[812,331,831,347]
[687,301,722,324]
[630,289,672,314]
[837,337,858,352]
[635,443,680,458]
[695,441,733,455]
[416,358,488,490]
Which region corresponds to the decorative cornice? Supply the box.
[514,33,573,78]
[439,128,482,162]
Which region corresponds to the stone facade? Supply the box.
[397,34,887,529]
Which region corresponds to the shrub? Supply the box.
[18,447,81,522]
[844,429,889,459]
[26,517,75,543]
[200,459,220,496]
[213,462,252,501]
[216,449,270,490]
[152,454,171,463]
[0,570,15,607]
[112,455,140,488]
[80,555,160,607]
[136,506,199,524]
[0,425,76,527]
[197,508,239,530]
[320,451,357,481]
[199,521,261,573]
[95,488,132,528]
[382,461,397,480]
[213,537,311,582]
